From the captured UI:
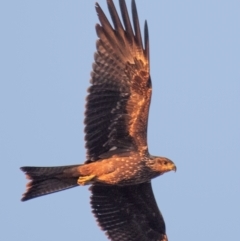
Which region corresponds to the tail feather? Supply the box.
[21,165,80,201]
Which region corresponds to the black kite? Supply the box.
[21,1,176,240]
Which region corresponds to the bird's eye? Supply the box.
[164,161,168,165]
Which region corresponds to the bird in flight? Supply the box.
[21,0,176,240]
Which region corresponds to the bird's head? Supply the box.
[147,156,176,174]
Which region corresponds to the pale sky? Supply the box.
[0,1,239,240]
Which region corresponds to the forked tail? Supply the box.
[20,165,80,201]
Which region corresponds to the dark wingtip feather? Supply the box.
[107,0,124,33]
[119,0,134,38]
[144,20,149,61]
[131,0,143,49]
[95,1,113,31]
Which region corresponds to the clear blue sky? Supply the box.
[0,0,239,240]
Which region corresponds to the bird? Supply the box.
[21,1,176,241]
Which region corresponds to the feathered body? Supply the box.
[21,1,176,241]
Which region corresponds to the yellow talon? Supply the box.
[77,175,96,186]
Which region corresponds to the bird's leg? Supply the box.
[77,175,96,185]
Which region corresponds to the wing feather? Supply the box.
[144,20,150,62]
[90,182,168,241]
[131,0,143,49]
[85,0,151,161]
[119,0,134,44]
[107,0,124,33]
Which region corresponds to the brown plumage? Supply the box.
[21,1,176,241]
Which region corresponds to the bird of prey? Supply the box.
[21,0,176,240]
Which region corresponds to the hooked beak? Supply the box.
[168,160,177,172]
[172,164,177,172]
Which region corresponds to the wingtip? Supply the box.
[131,0,136,9]
[131,0,143,49]
[144,20,148,33]
[95,2,100,12]
[95,2,102,16]
[144,20,150,61]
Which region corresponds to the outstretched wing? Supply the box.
[85,0,152,162]
[90,182,168,241]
